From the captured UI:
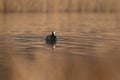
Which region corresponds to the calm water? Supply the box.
[0,13,120,80]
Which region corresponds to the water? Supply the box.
[0,13,120,80]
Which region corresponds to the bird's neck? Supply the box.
[52,32,55,36]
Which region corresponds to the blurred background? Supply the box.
[0,0,120,80]
[0,0,120,13]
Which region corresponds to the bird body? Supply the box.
[45,31,57,43]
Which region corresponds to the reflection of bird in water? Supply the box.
[45,31,57,49]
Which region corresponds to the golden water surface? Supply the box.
[0,13,120,80]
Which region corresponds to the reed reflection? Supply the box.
[0,13,120,80]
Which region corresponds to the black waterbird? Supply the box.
[45,31,57,44]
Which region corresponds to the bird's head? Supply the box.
[52,31,56,35]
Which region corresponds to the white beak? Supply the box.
[53,31,56,35]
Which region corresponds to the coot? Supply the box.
[45,31,57,43]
